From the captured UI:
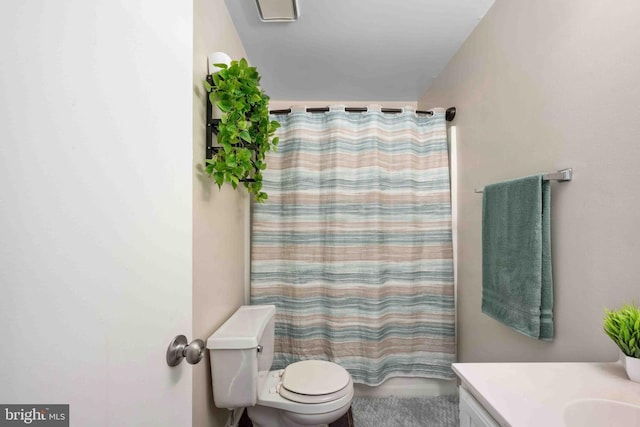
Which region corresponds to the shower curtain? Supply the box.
[250,105,455,385]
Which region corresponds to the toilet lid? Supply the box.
[279,360,352,404]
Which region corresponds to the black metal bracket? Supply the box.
[445,107,456,122]
[206,118,221,159]
[205,75,218,161]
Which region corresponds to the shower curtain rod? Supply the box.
[474,168,573,193]
[270,106,457,122]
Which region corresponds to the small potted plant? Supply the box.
[603,303,640,382]
[204,58,280,203]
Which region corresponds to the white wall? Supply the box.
[192,0,249,425]
[419,0,640,363]
[0,1,193,425]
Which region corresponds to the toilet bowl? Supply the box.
[249,361,354,427]
[207,305,354,427]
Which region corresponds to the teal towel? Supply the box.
[481,175,554,340]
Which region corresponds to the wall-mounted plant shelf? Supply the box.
[204,74,221,162]
[205,104,256,182]
[204,59,280,202]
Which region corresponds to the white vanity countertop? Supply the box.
[453,362,640,427]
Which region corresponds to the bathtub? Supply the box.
[354,377,457,397]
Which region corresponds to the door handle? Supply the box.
[166,335,205,367]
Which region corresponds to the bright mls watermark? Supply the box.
[0,405,68,426]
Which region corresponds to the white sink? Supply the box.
[564,398,640,427]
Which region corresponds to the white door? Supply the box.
[0,1,194,426]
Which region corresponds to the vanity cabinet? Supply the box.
[459,387,500,427]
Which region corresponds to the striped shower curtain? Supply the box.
[250,105,455,385]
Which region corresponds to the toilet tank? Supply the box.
[206,305,276,409]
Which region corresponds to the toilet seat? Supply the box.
[255,368,354,415]
[279,360,352,404]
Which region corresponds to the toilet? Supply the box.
[206,305,354,427]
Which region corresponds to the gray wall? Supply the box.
[419,0,640,363]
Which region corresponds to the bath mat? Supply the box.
[351,395,458,427]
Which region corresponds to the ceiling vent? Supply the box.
[255,0,299,22]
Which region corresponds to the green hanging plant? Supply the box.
[204,58,280,203]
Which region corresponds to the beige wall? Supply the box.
[419,0,640,363]
[270,101,417,110]
[193,0,249,425]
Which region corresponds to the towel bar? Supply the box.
[474,168,573,193]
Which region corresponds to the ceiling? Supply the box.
[224,0,495,101]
